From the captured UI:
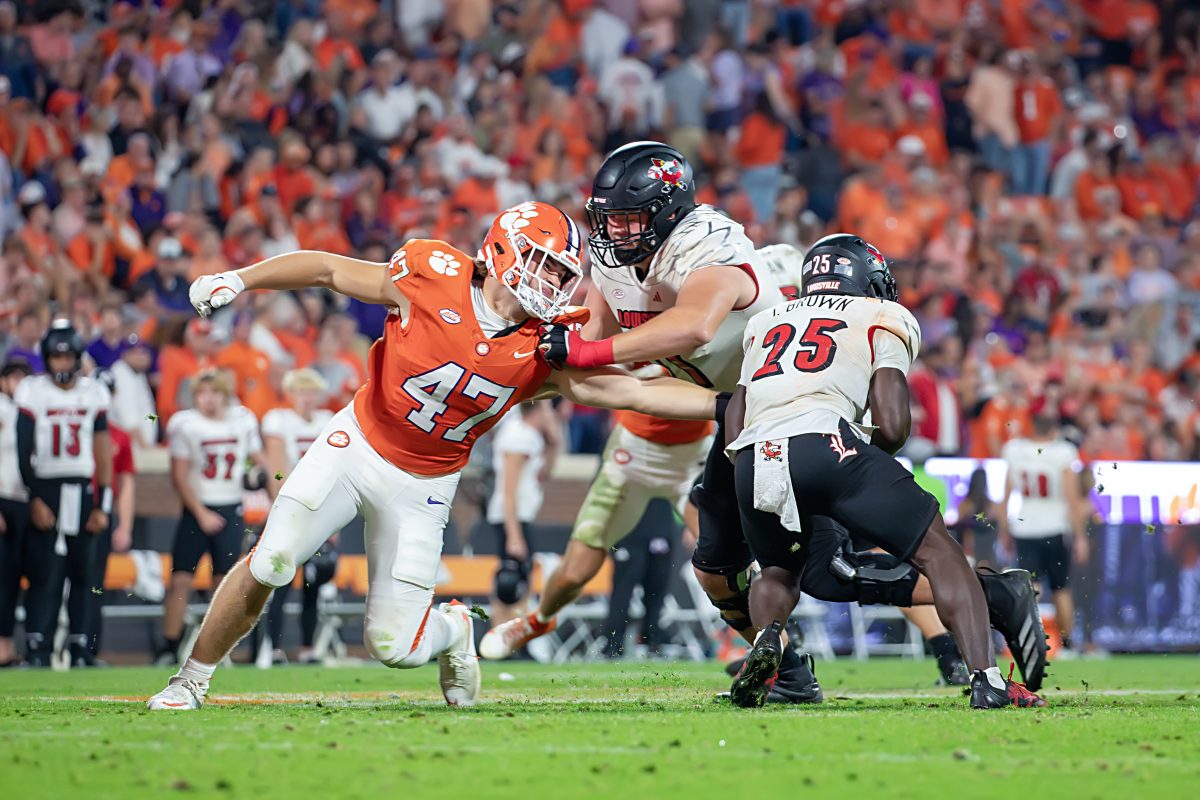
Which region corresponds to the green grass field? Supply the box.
[1,656,1197,800]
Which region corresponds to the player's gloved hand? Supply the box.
[537,324,615,370]
[189,271,245,318]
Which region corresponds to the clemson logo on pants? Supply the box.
[327,430,351,448]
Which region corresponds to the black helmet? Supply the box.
[585,141,697,268]
[41,319,85,385]
[799,234,898,302]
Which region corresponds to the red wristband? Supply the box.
[570,335,616,370]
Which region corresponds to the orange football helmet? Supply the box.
[480,201,584,320]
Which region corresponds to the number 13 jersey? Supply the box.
[729,294,922,453]
[354,239,588,477]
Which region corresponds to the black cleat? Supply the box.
[769,650,824,704]
[724,656,745,677]
[939,658,971,686]
[977,566,1048,692]
[970,666,1048,709]
[729,621,785,708]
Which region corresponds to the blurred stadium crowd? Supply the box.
[1,0,1199,465]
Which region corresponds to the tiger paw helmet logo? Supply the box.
[647,158,687,190]
[759,441,783,461]
[498,202,540,233]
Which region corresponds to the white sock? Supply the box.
[177,657,218,685]
[534,609,553,624]
[425,609,457,656]
[984,666,1006,690]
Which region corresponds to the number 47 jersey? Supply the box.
[728,294,922,453]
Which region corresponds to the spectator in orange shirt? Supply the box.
[214,310,285,418]
[975,377,1035,458]
[1012,55,1063,195]
[157,319,217,426]
[836,162,888,232]
[896,93,948,167]
[1115,153,1165,219]
[1145,137,1195,223]
[1074,149,1118,220]
[837,101,893,168]
[735,97,787,223]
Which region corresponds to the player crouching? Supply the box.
[724,235,1046,710]
[147,202,721,710]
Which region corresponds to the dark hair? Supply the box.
[966,467,990,510]
[1,359,34,379]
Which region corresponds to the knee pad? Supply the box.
[830,545,919,607]
[248,546,298,589]
[706,568,754,636]
[493,558,529,605]
[364,619,430,668]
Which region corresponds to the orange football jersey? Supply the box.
[353,239,587,476]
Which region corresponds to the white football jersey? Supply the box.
[589,204,784,391]
[14,375,112,480]
[261,407,334,469]
[0,392,28,500]
[486,410,546,525]
[757,243,805,300]
[1002,438,1080,538]
[728,294,921,454]
[167,406,263,506]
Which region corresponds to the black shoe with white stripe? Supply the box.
[977,566,1047,692]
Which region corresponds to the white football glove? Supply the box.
[189,272,245,318]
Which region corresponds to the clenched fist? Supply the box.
[189,272,245,318]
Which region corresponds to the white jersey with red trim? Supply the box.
[167,406,263,506]
[1001,438,1080,538]
[261,407,335,469]
[728,294,921,454]
[14,375,111,480]
[589,204,783,392]
[757,243,805,301]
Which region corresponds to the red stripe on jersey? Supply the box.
[731,263,761,312]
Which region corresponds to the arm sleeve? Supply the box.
[16,410,37,493]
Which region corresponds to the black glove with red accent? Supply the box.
[537,324,615,370]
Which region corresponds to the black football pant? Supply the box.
[602,519,675,657]
[26,480,98,655]
[0,498,31,639]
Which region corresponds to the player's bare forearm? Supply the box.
[250,450,278,501]
[550,368,716,419]
[170,457,206,518]
[602,266,751,363]
[238,251,405,308]
[116,473,134,537]
[93,430,112,488]
[867,368,911,455]
[581,282,620,341]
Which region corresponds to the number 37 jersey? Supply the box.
[728,294,921,453]
[167,407,263,506]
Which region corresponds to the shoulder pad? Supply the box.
[653,205,757,277]
[875,302,922,363]
[551,306,590,331]
[389,239,472,285]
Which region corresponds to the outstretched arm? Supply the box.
[866,367,911,455]
[545,368,717,420]
[542,266,756,369]
[190,251,408,316]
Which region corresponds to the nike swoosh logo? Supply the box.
[426,497,446,506]
[514,350,535,358]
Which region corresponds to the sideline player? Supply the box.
[724,234,1046,709]
[1000,408,1088,656]
[157,368,271,664]
[257,368,336,665]
[15,321,112,667]
[147,202,721,710]
[0,360,34,666]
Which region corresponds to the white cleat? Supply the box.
[438,601,481,707]
[479,613,556,660]
[146,676,208,711]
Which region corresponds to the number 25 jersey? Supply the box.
[729,294,922,453]
[353,239,588,477]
